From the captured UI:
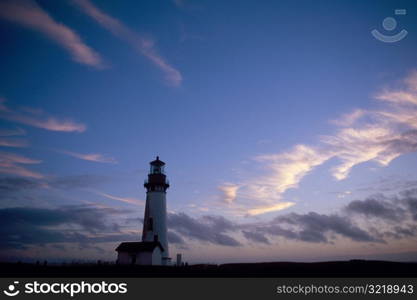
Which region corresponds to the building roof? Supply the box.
[115,241,164,253]
[150,156,165,166]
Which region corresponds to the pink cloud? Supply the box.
[218,183,239,204]
[0,100,86,133]
[0,138,28,148]
[96,191,144,206]
[0,0,103,68]
[220,70,417,216]
[0,151,43,178]
[0,127,26,137]
[60,150,117,164]
[73,0,182,86]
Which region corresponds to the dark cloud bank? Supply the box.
[239,189,417,245]
[1,183,417,259]
[166,188,417,247]
[0,204,139,253]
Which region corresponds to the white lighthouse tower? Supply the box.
[142,156,170,265]
[115,156,170,265]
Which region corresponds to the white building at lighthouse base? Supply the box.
[116,241,164,265]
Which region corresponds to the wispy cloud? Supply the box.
[223,145,327,215]
[0,152,41,165]
[218,183,239,204]
[336,190,352,199]
[0,99,86,133]
[330,109,366,127]
[73,0,182,86]
[0,128,26,137]
[0,138,28,148]
[59,150,117,164]
[246,202,295,216]
[0,151,43,178]
[96,191,144,206]
[0,0,103,68]
[222,71,417,215]
[0,126,28,147]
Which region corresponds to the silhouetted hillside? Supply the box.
[1,260,417,277]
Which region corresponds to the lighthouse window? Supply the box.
[150,165,165,174]
[149,217,153,230]
[151,165,161,174]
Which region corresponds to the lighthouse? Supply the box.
[142,156,170,265]
[115,156,171,265]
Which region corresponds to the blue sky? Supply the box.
[1,0,417,263]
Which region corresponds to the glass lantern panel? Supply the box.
[150,165,165,174]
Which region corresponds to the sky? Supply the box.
[1,0,417,264]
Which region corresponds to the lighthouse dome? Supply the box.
[150,156,165,166]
